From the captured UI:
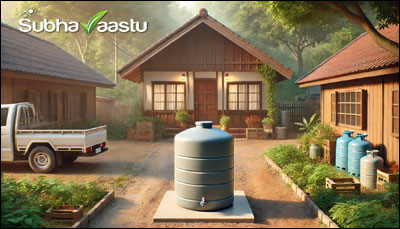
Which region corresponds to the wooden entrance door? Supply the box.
[195,79,218,123]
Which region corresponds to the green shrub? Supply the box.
[219,115,231,127]
[298,122,336,153]
[383,182,399,209]
[261,117,275,125]
[283,162,349,193]
[175,110,190,124]
[1,176,107,228]
[329,200,399,228]
[265,144,307,167]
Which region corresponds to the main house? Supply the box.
[118,9,293,128]
[297,25,399,166]
[1,23,115,123]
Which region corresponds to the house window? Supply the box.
[393,90,399,136]
[228,82,261,110]
[153,82,185,111]
[331,90,366,129]
[27,90,57,122]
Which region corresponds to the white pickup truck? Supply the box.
[1,103,108,173]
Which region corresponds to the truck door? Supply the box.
[1,106,14,161]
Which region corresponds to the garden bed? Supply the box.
[264,144,399,228]
[1,175,112,228]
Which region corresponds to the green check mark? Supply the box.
[80,10,108,35]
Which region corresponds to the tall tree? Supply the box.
[235,1,335,75]
[263,1,399,57]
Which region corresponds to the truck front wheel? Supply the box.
[28,146,57,173]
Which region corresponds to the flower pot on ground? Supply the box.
[175,110,190,129]
[245,115,261,128]
[219,115,231,132]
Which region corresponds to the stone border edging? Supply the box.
[71,190,115,228]
[263,155,340,228]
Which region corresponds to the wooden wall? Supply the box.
[142,23,264,72]
[321,74,399,165]
[1,70,96,122]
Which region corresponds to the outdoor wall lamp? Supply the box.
[182,73,186,81]
[225,73,229,81]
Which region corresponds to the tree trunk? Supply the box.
[297,49,304,76]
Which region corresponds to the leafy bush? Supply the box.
[265,144,307,167]
[283,162,349,193]
[261,117,275,125]
[219,115,231,127]
[294,113,319,132]
[175,110,190,124]
[1,175,107,228]
[383,182,399,209]
[298,122,336,153]
[329,200,399,228]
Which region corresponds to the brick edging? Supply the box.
[71,190,115,228]
[263,155,340,228]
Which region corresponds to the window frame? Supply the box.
[392,89,399,137]
[227,81,262,111]
[330,89,367,130]
[152,81,186,111]
[1,108,9,127]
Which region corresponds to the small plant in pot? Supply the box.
[219,115,231,132]
[245,115,261,128]
[262,117,275,133]
[175,110,190,129]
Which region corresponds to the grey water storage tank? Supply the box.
[174,121,234,211]
[360,150,383,189]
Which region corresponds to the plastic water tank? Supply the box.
[174,121,234,211]
[335,130,355,171]
[360,150,383,189]
[348,134,373,177]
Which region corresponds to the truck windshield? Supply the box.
[1,108,8,126]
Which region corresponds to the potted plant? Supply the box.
[245,115,261,128]
[175,110,190,129]
[219,115,231,132]
[262,116,275,133]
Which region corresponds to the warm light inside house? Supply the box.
[225,73,229,81]
[182,73,186,81]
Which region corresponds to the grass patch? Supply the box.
[109,175,129,188]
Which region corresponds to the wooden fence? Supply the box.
[96,96,131,122]
[278,102,305,123]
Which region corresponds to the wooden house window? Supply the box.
[393,90,399,136]
[330,90,366,129]
[27,90,57,122]
[153,82,185,111]
[228,82,261,111]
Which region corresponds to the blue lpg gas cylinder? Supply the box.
[348,134,373,177]
[335,130,355,171]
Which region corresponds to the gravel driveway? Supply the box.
[1,139,322,228]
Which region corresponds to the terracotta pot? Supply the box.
[180,122,188,129]
[221,126,229,132]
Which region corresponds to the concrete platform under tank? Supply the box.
[153,190,254,223]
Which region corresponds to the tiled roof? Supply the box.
[1,23,115,87]
[118,9,293,80]
[297,25,399,84]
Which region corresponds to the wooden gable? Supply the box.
[143,23,265,72]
